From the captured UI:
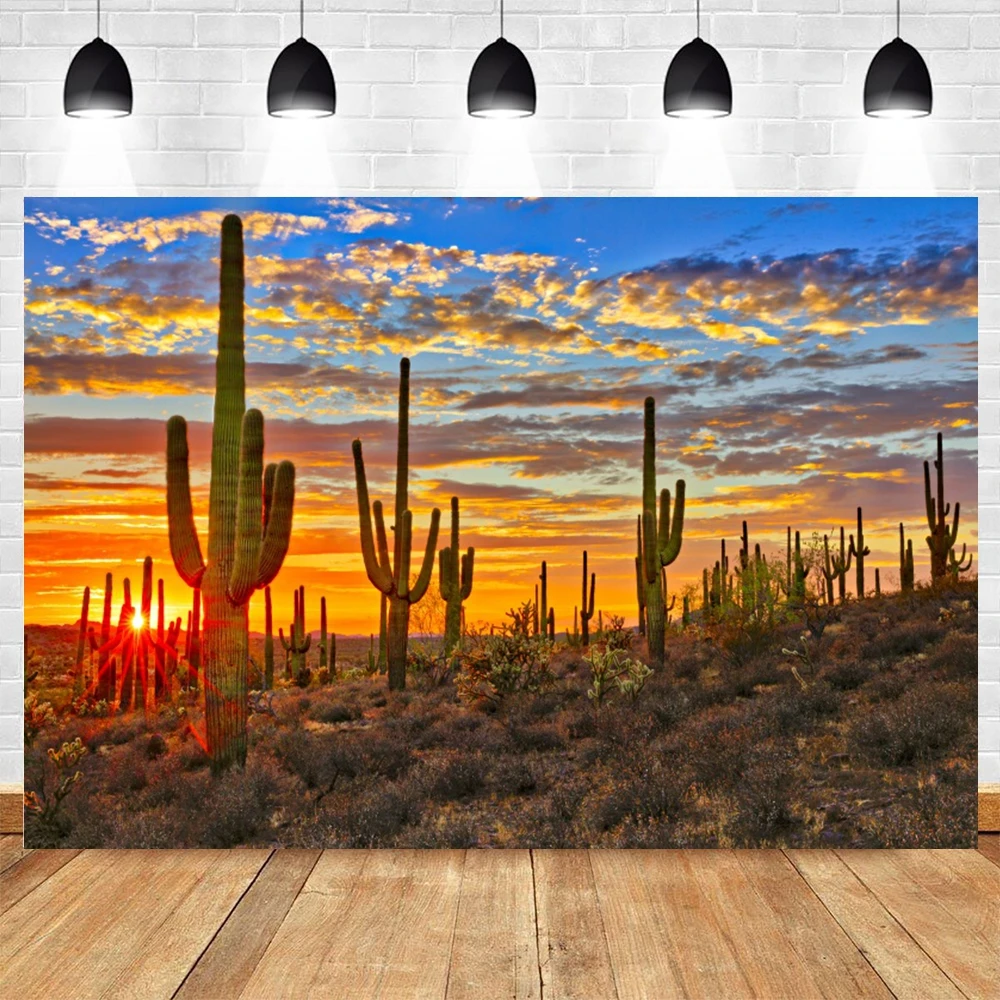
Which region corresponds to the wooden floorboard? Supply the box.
[839,850,1000,1000]
[2,847,998,1000]
[976,833,1000,868]
[0,834,28,874]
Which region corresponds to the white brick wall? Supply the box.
[0,1,997,785]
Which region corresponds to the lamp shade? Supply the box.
[863,37,932,118]
[64,37,132,118]
[467,38,536,118]
[663,37,732,119]
[267,37,335,118]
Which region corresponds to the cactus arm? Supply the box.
[262,462,276,534]
[439,546,453,600]
[166,416,206,588]
[923,460,936,533]
[229,409,265,606]
[352,439,394,594]
[407,508,441,604]
[461,548,474,601]
[397,511,413,600]
[256,460,295,588]
[948,501,961,548]
[642,508,658,585]
[279,627,291,652]
[658,482,686,566]
[372,501,393,584]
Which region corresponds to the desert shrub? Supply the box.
[428,756,486,801]
[198,759,280,847]
[310,701,358,724]
[925,632,977,680]
[23,693,55,748]
[589,761,691,834]
[863,620,944,661]
[407,645,455,688]
[145,733,168,759]
[822,659,873,692]
[711,610,781,670]
[849,685,973,766]
[865,670,908,703]
[761,683,841,736]
[455,631,554,706]
[602,614,633,652]
[727,745,796,845]
[274,729,351,791]
[489,758,537,796]
[507,722,565,753]
[334,786,422,846]
[861,773,977,848]
[23,738,88,843]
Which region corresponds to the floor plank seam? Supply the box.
[529,850,545,1000]
[169,849,277,1000]
[788,851,969,1000]
[587,852,622,1000]
[440,850,467,1000]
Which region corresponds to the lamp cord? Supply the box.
[696,0,700,39]
[96,0,100,38]
[500,0,504,38]
[300,0,304,38]
[896,0,900,37]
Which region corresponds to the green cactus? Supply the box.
[352,357,441,691]
[95,573,113,701]
[702,567,710,615]
[533,585,540,636]
[439,496,474,657]
[924,431,963,581]
[377,593,388,673]
[319,596,328,671]
[638,397,685,667]
[155,578,166,700]
[579,550,596,646]
[547,607,555,641]
[875,568,881,597]
[850,507,870,599]
[789,531,806,604]
[329,632,337,676]
[263,586,275,690]
[74,586,90,699]
[822,526,853,604]
[948,543,972,580]
[899,523,915,592]
[785,526,793,597]
[682,594,690,627]
[634,515,646,636]
[279,585,311,680]
[187,587,201,692]
[165,214,296,771]
[538,561,548,639]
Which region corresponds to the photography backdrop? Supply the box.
[0,3,998,791]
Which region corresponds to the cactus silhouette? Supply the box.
[187,587,201,692]
[318,596,330,673]
[822,526,853,604]
[263,586,275,690]
[329,632,337,676]
[924,431,963,581]
[638,397,685,667]
[74,587,90,698]
[579,550,596,646]
[850,507,870,599]
[634,515,646,636]
[948,543,972,580]
[899,523,915,592]
[439,496,474,657]
[538,561,548,639]
[165,214,296,770]
[352,357,441,690]
[279,585,311,679]
[788,531,806,603]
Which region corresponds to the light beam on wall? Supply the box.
[856,118,935,195]
[656,120,734,195]
[56,119,136,194]
[258,117,338,194]
[461,119,541,195]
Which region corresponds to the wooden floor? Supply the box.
[2,838,998,1000]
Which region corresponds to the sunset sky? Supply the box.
[24,197,978,635]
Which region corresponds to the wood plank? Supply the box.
[308,849,464,1000]
[841,850,1000,1000]
[446,849,540,1000]
[729,851,892,999]
[2,850,269,1000]
[174,849,321,1000]
[0,785,22,833]
[533,850,619,1000]
[787,850,963,1000]
[978,784,1000,832]
[101,850,271,1000]
[0,833,28,874]
[977,834,1000,868]
[238,850,371,1000]
[0,848,81,914]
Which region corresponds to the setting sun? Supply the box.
[132,611,144,631]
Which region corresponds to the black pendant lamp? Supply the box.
[663,0,732,119]
[267,0,335,118]
[64,0,132,118]
[467,0,536,118]
[864,1,932,118]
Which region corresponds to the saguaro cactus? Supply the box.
[353,358,441,691]
[187,587,201,692]
[579,550,596,646]
[319,596,328,672]
[948,544,972,580]
[850,507,870,599]
[154,578,166,700]
[899,523,915,592]
[279,585,311,680]
[74,586,90,698]
[538,561,548,639]
[263,586,275,690]
[924,431,963,581]
[634,516,646,636]
[165,214,296,771]
[96,573,113,701]
[439,496,474,657]
[638,397,685,667]
[789,531,806,603]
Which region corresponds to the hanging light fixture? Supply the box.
[663,0,731,119]
[64,0,132,118]
[864,0,932,118]
[467,0,536,118]
[267,0,335,118]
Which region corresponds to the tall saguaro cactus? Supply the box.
[634,515,646,636]
[319,596,328,672]
[638,397,686,667]
[165,214,296,771]
[899,523,915,592]
[352,358,441,690]
[579,550,596,646]
[924,431,963,581]
[279,585,311,679]
[263,586,275,689]
[439,496,474,657]
[74,586,90,698]
[850,507,870,599]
